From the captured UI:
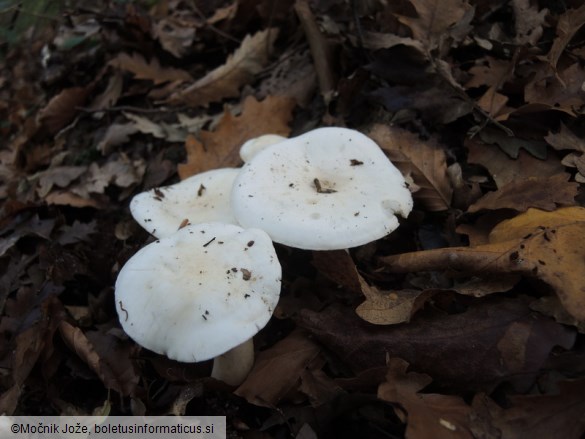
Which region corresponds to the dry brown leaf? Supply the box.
[96,123,140,155]
[109,52,192,85]
[547,3,585,69]
[512,0,548,45]
[472,380,585,439]
[178,95,295,179]
[382,207,585,320]
[468,173,577,213]
[45,191,102,208]
[59,321,139,395]
[467,139,565,188]
[88,72,123,111]
[378,358,474,438]
[524,63,585,115]
[36,166,87,198]
[152,17,196,58]
[234,330,321,407]
[299,299,574,390]
[356,276,435,325]
[168,28,279,107]
[37,86,91,134]
[397,0,474,52]
[311,250,361,294]
[545,122,585,153]
[368,124,452,211]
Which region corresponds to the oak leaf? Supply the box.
[378,358,474,438]
[382,207,585,320]
[368,124,452,211]
[109,52,192,85]
[397,0,474,52]
[178,95,295,179]
[299,299,574,390]
[234,330,321,407]
[468,173,577,213]
[168,28,279,107]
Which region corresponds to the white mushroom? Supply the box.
[115,222,281,385]
[239,134,287,162]
[231,127,413,250]
[130,168,239,238]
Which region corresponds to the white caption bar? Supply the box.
[0,416,226,439]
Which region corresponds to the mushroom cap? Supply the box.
[231,127,413,250]
[115,222,281,363]
[130,168,239,238]
[240,134,287,162]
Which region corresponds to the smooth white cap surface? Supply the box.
[115,222,281,363]
[231,127,413,250]
[130,168,239,238]
[240,134,287,162]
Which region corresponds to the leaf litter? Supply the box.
[0,0,584,437]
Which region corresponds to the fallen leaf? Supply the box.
[109,52,192,85]
[168,28,279,106]
[311,250,361,294]
[37,86,91,134]
[524,63,585,116]
[512,0,547,45]
[468,173,578,212]
[467,139,564,188]
[96,123,140,155]
[152,17,196,58]
[397,0,474,52]
[356,277,435,325]
[59,321,139,395]
[546,4,585,69]
[544,122,585,153]
[378,358,474,438]
[478,126,548,159]
[368,124,452,211]
[178,95,295,179]
[299,298,575,391]
[472,379,585,439]
[36,166,87,198]
[383,207,585,320]
[235,330,321,407]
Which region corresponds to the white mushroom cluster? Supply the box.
[115,127,412,385]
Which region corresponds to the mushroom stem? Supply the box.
[211,338,254,386]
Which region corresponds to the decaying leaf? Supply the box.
[178,95,295,179]
[382,207,585,320]
[369,124,452,211]
[235,330,321,407]
[472,380,585,439]
[59,321,139,395]
[378,358,474,438]
[168,29,279,106]
[37,86,91,134]
[299,298,575,391]
[397,0,473,53]
[109,52,192,85]
[468,173,577,213]
[467,139,565,188]
[356,277,435,325]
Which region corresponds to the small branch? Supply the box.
[294,0,336,100]
[380,241,526,276]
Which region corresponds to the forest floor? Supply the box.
[1,1,585,438]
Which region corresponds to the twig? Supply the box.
[294,0,336,100]
[77,105,187,114]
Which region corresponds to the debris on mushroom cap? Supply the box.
[240,134,287,162]
[130,168,239,238]
[231,127,413,250]
[115,222,281,363]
